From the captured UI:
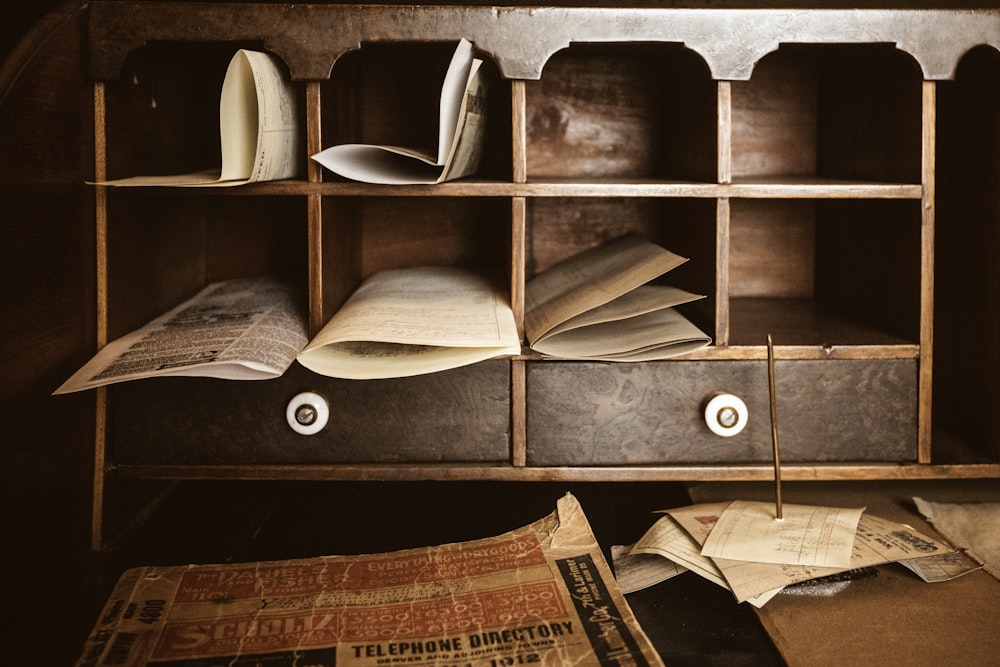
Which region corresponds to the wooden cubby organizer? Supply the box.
[87,3,1000,544]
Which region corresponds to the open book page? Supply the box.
[296,266,521,379]
[525,234,711,360]
[532,290,711,361]
[97,49,301,187]
[311,40,487,184]
[54,277,307,394]
[73,494,665,667]
[525,235,688,344]
[543,284,702,336]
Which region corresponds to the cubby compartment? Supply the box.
[110,361,512,465]
[105,193,308,340]
[526,197,718,336]
[319,196,514,323]
[525,358,918,465]
[934,45,1000,466]
[102,42,304,181]
[730,44,923,184]
[320,42,512,182]
[524,43,716,181]
[726,198,922,348]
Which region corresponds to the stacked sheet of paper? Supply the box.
[613,499,976,607]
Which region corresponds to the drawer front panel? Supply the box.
[111,361,511,464]
[526,360,918,465]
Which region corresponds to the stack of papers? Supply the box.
[614,499,978,607]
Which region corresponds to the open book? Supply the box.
[53,277,308,394]
[525,234,712,361]
[311,39,487,185]
[297,266,520,379]
[97,49,301,187]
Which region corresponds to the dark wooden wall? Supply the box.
[0,3,96,663]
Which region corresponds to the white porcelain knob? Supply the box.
[286,392,329,435]
[704,393,748,437]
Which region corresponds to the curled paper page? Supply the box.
[297,266,521,379]
[97,49,301,187]
[525,234,710,361]
[311,39,487,184]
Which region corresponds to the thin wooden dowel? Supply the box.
[767,333,783,520]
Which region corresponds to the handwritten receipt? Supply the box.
[700,500,864,568]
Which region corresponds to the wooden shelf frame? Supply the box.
[112,461,1000,483]
[86,5,1000,547]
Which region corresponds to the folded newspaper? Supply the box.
[54,276,308,394]
[74,494,664,667]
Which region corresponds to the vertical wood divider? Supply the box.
[716,82,733,347]
[511,79,528,467]
[511,358,527,468]
[715,198,731,348]
[307,81,324,335]
[717,81,733,185]
[92,82,109,550]
[918,80,936,464]
[512,80,528,184]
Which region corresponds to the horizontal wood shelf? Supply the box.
[514,344,921,362]
[101,179,925,199]
[112,462,1000,483]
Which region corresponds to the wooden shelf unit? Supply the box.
[86,4,1000,544]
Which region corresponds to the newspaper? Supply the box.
[74,494,664,667]
[54,276,307,394]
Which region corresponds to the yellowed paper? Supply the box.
[629,512,730,590]
[533,306,712,361]
[898,550,982,582]
[311,40,487,184]
[74,494,665,667]
[524,235,710,361]
[54,277,307,394]
[700,499,864,568]
[669,502,956,603]
[297,266,521,379]
[98,49,301,187]
[611,543,687,595]
[633,503,781,607]
[525,235,686,344]
[914,496,1000,581]
[543,284,703,337]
